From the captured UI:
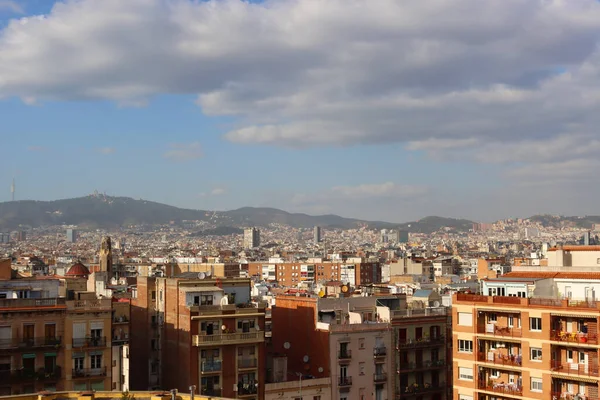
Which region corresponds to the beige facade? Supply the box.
[265,377,332,400]
[329,323,393,400]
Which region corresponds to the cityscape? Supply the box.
[2,0,600,400]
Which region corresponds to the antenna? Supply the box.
[10,178,15,202]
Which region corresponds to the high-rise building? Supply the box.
[314,226,322,243]
[243,227,260,249]
[398,230,409,243]
[453,271,600,400]
[0,233,9,244]
[131,275,266,397]
[66,229,77,243]
[17,231,26,242]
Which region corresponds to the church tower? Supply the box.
[100,236,113,276]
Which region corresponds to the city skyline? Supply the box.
[2,0,600,221]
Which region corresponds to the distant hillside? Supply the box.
[529,214,600,229]
[0,195,475,233]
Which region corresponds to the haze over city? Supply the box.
[2,0,600,221]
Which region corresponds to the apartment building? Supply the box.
[111,298,130,391]
[453,273,600,400]
[131,275,266,399]
[271,294,450,400]
[247,259,382,286]
[393,307,451,400]
[0,260,112,395]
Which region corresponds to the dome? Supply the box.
[66,262,90,278]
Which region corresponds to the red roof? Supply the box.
[65,262,90,277]
[549,246,600,252]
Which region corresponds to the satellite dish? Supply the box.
[318,367,323,373]
[283,342,291,349]
[433,301,440,307]
[197,272,206,279]
[341,285,349,293]
[205,270,212,277]
[296,292,301,297]
[221,325,227,331]
[303,355,309,363]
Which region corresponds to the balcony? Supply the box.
[338,350,352,362]
[552,392,600,400]
[113,316,129,325]
[201,360,222,373]
[338,376,353,387]
[66,299,111,311]
[478,380,523,396]
[551,330,598,345]
[200,388,222,397]
[0,297,66,311]
[398,360,446,372]
[239,358,258,369]
[551,361,599,377]
[238,384,258,396]
[374,373,387,383]
[192,331,264,346]
[72,367,107,378]
[392,307,449,319]
[478,325,522,338]
[36,366,62,381]
[397,335,445,349]
[477,352,522,367]
[0,336,63,349]
[72,336,107,348]
[397,383,446,398]
[374,346,387,358]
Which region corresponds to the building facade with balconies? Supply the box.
[132,274,266,399]
[453,282,600,400]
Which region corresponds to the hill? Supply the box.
[0,195,474,233]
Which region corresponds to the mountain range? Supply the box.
[0,195,474,233]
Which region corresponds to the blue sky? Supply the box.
[1,0,600,222]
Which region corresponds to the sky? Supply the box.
[1,0,600,223]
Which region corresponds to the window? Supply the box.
[359,362,365,375]
[488,313,497,323]
[201,295,213,306]
[359,338,365,349]
[458,340,473,353]
[91,354,102,369]
[151,291,156,300]
[151,339,157,350]
[530,348,542,361]
[490,369,500,378]
[531,377,543,392]
[159,290,163,301]
[508,316,514,327]
[460,395,474,400]
[459,367,473,381]
[530,317,542,331]
[458,312,472,326]
[313,396,321,400]
[73,356,84,371]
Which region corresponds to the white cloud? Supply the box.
[0,1,23,14]
[210,187,226,196]
[97,147,115,155]
[2,0,600,192]
[163,142,203,162]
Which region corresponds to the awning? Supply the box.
[476,308,520,314]
[22,354,35,359]
[551,372,599,384]
[72,352,85,359]
[551,313,598,319]
[44,352,57,357]
[89,351,103,356]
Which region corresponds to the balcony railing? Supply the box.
[551,361,599,377]
[72,367,107,378]
[239,358,258,369]
[238,385,258,395]
[374,346,387,357]
[0,367,61,383]
[478,325,522,338]
[192,331,264,346]
[477,352,522,367]
[338,376,352,387]
[551,330,598,345]
[392,307,449,319]
[478,380,523,396]
[72,336,106,348]
[201,360,222,373]
[201,388,222,397]
[338,350,352,360]
[0,336,62,349]
[374,373,387,382]
[67,299,111,311]
[113,316,129,324]
[0,298,66,310]
[397,335,445,348]
[398,360,446,372]
[552,392,599,400]
[397,383,445,397]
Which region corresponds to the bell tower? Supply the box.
[100,236,113,276]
